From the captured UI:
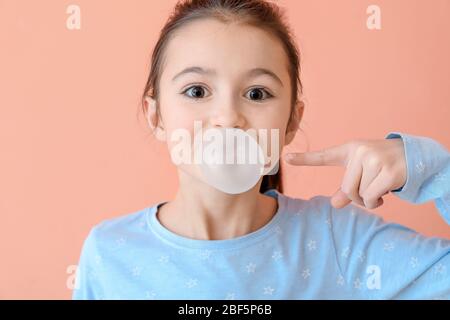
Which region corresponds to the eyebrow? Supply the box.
[171,66,284,87]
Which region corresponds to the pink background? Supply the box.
[0,0,449,299]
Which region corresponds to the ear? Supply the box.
[144,96,166,141]
[285,100,304,145]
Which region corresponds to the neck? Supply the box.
[157,170,278,240]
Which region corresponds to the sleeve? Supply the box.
[72,227,103,300]
[384,132,450,223]
[329,133,450,299]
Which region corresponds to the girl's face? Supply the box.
[146,18,302,186]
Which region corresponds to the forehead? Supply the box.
[161,18,289,81]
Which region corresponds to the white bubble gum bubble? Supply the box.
[195,127,266,194]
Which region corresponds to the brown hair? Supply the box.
[140,0,303,194]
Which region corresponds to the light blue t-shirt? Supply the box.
[72,132,450,299]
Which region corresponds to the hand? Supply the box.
[284,138,407,209]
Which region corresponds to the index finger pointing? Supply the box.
[284,143,350,167]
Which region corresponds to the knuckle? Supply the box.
[366,155,381,168]
[386,170,398,186]
[387,172,397,186]
[347,140,362,153]
[365,196,376,206]
[361,190,373,202]
[366,203,376,209]
[363,197,376,209]
[354,144,370,157]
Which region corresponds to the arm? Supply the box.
[330,132,450,299]
[72,227,102,300]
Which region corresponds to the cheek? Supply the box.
[160,107,197,137]
[159,92,195,124]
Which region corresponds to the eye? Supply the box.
[181,85,210,99]
[245,87,273,102]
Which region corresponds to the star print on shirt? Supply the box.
[263,286,275,295]
[307,239,317,251]
[115,236,126,249]
[131,266,142,277]
[295,208,304,217]
[301,268,311,279]
[337,275,345,286]
[416,161,426,174]
[225,292,235,300]
[185,278,198,288]
[274,226,283,235]
[410,257,419,268]
[434,263,446,275]
[357,251,366,263]
[383,242,395,252]
[245,262,256,273]
[199,250,212,260]
[138,220,147,229]
[271,250,283,260]
[432,172,446,182]
[158,255,169,264]
[341,246,351,259]
[354,278,362,289]
[94,254,102,265]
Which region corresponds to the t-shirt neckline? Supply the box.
[146,189,288,250]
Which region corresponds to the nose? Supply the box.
[209,100,246,129]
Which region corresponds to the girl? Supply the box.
[73,0,450,299]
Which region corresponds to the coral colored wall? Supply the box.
[0,0,449,299]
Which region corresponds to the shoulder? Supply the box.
[274,190,331,215]
[83,203,159,247]
[277,191,386,231]
[276,191,336,220]
[279,192,434,255]
[95,207,148,233]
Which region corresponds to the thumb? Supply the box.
[330,188,352,209]
[331,188,384,210]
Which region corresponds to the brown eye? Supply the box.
[182,86,208,99]
[246,87,273,101]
